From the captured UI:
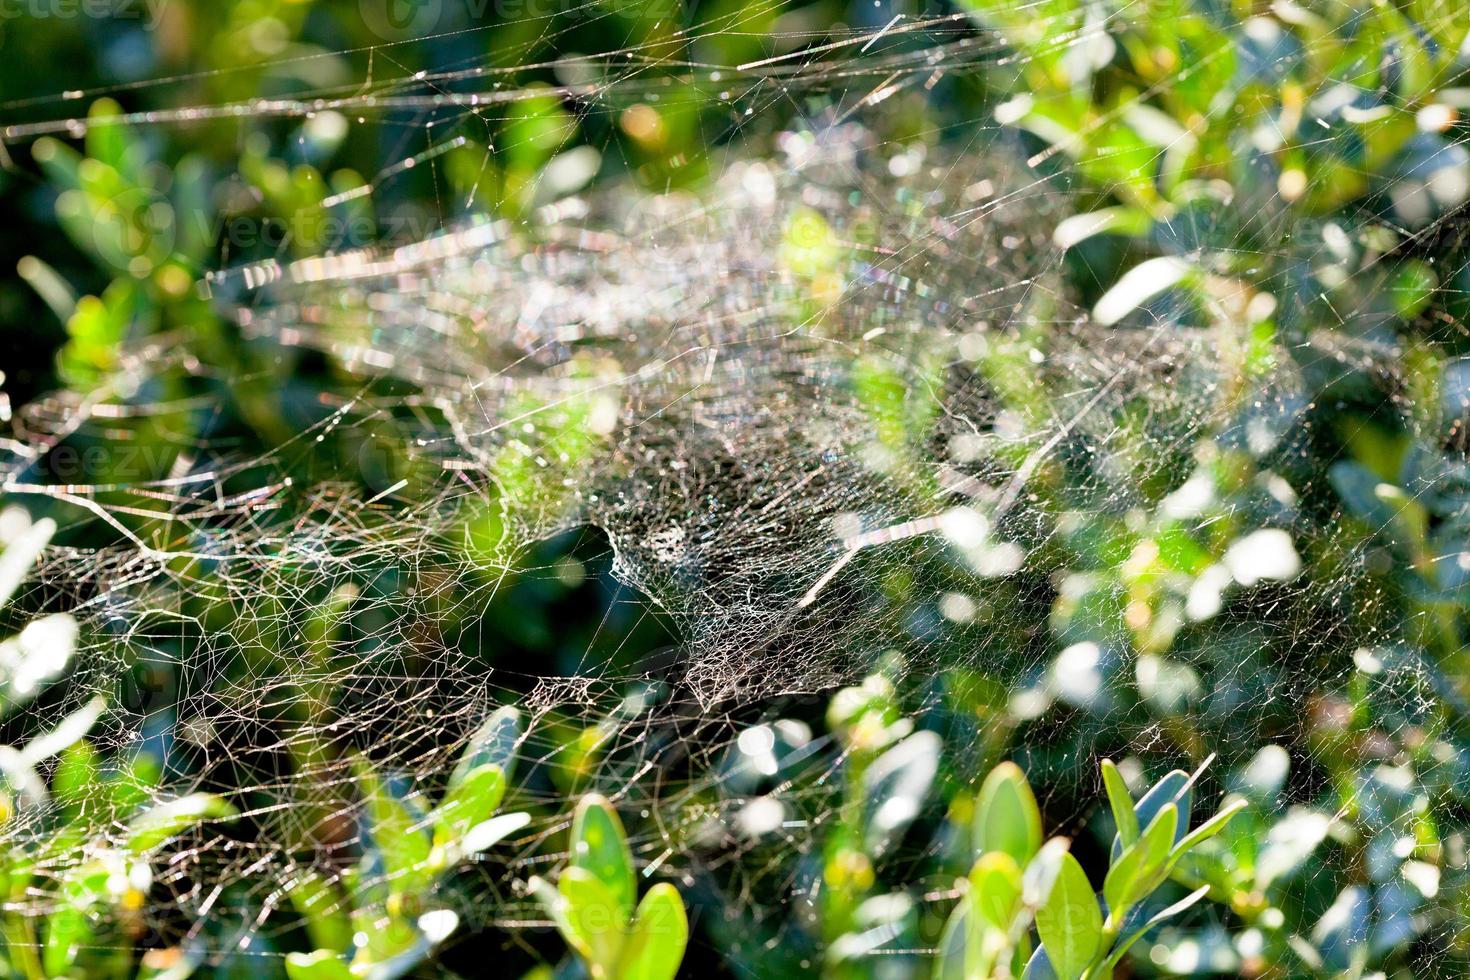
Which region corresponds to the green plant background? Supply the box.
[2,0,1470,978]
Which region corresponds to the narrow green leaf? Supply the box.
[433,763,506,847]
[1113,769,1189,860]
[571,794,636,924]
[1138,804,1179,874]
[618,882,688,980]
[127,793,237,854]
[1101,759,1138,847]
[460,811,530,855]
[355,763,432,889]
[1135,771,1190,835]
[975,762,1043,867]
[15,255,76,327]
[1171,798,1247,859]
[31,139,84,192]
[1103,841,1145,923]
[1104,804,1177,921]
[451,706,522,789]
[85,98,134,174]
[1034,852,1101,980]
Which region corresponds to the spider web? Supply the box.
[0,5,1466,975]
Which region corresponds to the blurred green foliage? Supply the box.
[5,0,1470,977]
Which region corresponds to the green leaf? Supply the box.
[1171,798,1247,859]
[1022,838,1071,908]
[937,852,1021,980]
[286,871,354,954]
[127,793,237,854]
[460,811,531,855]
[32,138,84,192]
[433,763,506,848]
[975,762,1043,866]
[1391,260,1438,318]
[451,706,522,789]
[1101,759,1138,848]
[53,741,101,821]
[1034,852,1101,980]
[934,896,973,980]
[284,950,357,980]
[971,851,1023,930]
[84,98,134,175]
[355,763,432,891]
[531,875,588,960]
[43,902,93,977]
[618,882,688,980]
[1113,769,1189,860]
[1137,771,1191,845]
[1103,803,1177,922]
[570,794,636,924]
[559,865,626,971]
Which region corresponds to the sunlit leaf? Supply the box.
[1104,803,1177,919]
[975,762,1043,867]
[570,794,636,924]
[433,763,506,848]
[1035,852,1101,980]
[1101,759,1138,847]
[451,706,522,789]
[618,882,688,980]
[559,865,626,970]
